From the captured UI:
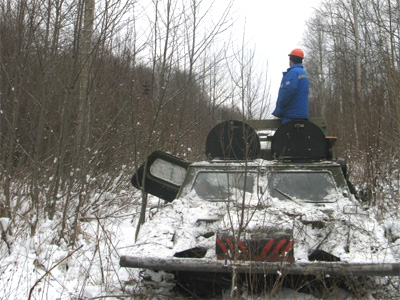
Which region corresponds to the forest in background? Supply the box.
[0,0,399,247]
[304,0,400,211]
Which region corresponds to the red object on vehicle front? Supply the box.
[216,234,294,262]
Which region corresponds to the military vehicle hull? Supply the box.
[121,120,399,281]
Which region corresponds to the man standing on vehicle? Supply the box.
[272,48,309,124]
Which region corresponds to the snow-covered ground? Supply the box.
[1,188,400,299]
[0,188,142,300]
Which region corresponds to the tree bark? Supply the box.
[120,255,400,277]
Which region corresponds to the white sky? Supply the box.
[232,0,322,97]
[137,0,322,106]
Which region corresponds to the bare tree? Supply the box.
[134,0,237,240]
[0,0,271,252]
[303,0,400,208]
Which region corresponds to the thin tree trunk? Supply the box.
[351,0,360,148]
[71,0,95,245]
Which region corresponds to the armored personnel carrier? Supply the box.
[120,119,399,292]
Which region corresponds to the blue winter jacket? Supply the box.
[272,64,309,123]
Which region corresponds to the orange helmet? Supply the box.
[288,48,304,59]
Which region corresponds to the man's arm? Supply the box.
[277,71,299,108]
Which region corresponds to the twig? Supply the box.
[89,294,146,299]
[28,245,83,300]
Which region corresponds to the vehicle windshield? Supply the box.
[267,171,338,202]
[192,172,254,201]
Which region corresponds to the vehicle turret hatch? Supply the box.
[271,120,327,160]
[205,120,260,160]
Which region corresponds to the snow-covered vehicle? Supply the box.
[120,119,400,286]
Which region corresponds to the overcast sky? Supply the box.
[138,0,322,110]
[232,0,322,99]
